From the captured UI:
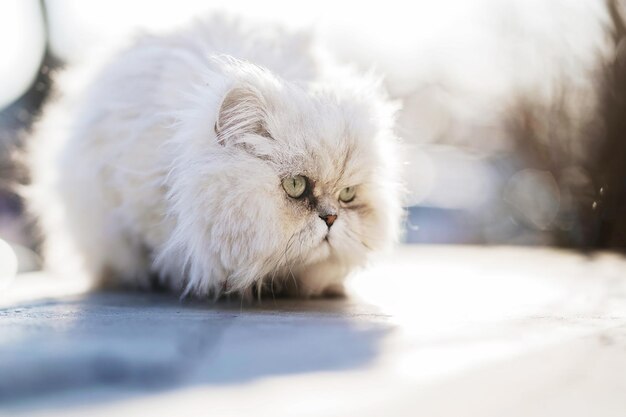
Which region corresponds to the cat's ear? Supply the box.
[214,85,271,145]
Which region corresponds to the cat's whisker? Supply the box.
[269,268,278,300]
[288,266,298,295]
[295,226,309,260]
[272,231,299,295]
[282,233,297,265]
[255,276,263,301]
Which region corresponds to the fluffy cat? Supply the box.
[28,15,403,299]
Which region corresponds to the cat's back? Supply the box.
[93,15,319,105]
[56,13,324,189]
[65,14,322,153]
[175,15,321,82]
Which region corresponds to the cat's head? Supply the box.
[163,59,403,296]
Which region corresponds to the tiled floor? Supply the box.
[1,246,626,416]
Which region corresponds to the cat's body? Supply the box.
[29,15,402,298]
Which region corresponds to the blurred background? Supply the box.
[1,0,625,276]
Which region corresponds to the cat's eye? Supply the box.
[282,175,307,198]
[339,186,357,203]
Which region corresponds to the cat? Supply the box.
[27,15,403,299]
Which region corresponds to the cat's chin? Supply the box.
[299,238,333,266]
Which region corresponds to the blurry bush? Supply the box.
[0,1,58,270]
[505,0,626,251]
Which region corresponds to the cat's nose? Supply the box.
[320,214,337,228]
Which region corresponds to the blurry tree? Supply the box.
[506,0,626,252]
[0,0,60,247]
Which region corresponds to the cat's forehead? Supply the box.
[258,86,384,185]
[271,116,375,185]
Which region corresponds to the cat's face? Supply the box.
[165,62,401,295]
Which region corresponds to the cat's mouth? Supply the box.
[322,233,333,249]
[302,232,333,264]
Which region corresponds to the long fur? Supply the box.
[27,15,403,299]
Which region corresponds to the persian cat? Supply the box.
[28,15,402,299]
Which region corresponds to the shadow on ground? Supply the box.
[0,291,391,412]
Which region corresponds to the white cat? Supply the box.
[28,15,403,299]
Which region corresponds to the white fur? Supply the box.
[28,15,403,299]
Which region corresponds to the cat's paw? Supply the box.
[277,276,346,298]
[320,283,346,298]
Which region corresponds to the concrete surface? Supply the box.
[1,246,626,417]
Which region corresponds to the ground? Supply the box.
[1,246,626,417]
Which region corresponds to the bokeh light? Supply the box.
[0,0,45,109]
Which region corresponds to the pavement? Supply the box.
[1,246,626,417]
